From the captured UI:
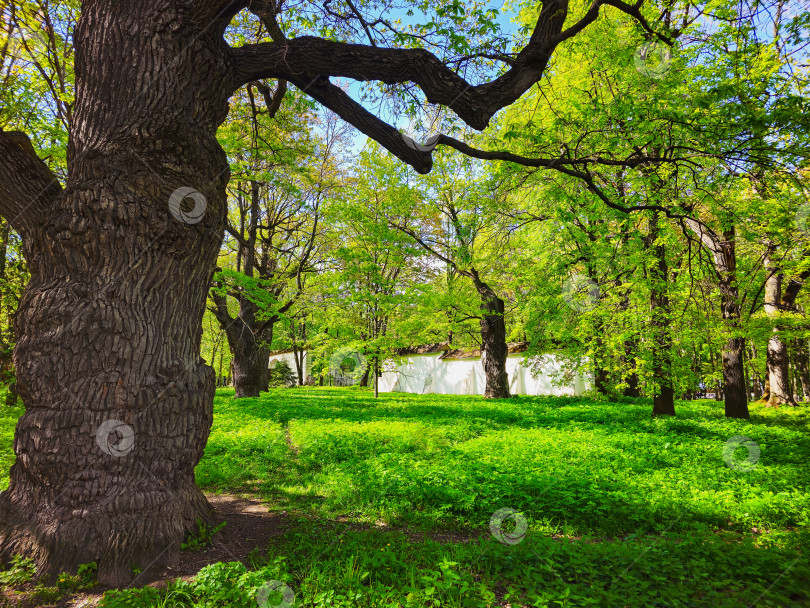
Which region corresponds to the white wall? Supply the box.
[380,352,586,396]
[268,351,309,382]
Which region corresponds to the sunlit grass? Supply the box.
[2,387,809,606]
[196,387,810,538]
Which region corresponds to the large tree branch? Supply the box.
[293,72,436,172]
[227,0,580,171]
[437,134,673,169]
[228,0,667,172]
[782,248,810,308]
[232,0,665,120]
[229,24,561,130]
[682,218,734,277]
[0,129,61,238]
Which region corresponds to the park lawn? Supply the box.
[197,387,810,537]
[2,387,809,606]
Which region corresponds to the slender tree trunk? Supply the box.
[470,270,510,398]
[291,328,305,386]
[751,367,763,401]
[749,344,763,400]
[218,342,225,385]
[793,338,810,402]
[374,356,379,399]
[0,1,245,583]
[718,228,749,418]
[684,221,748,417]
[648,212,675,416]
[622,337,641,398]
[294,350,304,386]
[590,268,610,396]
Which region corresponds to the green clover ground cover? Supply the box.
[1,388,808,606]
[197,388,809,537]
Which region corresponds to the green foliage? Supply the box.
[181,520,226,551]
[99,520,808,607]
[193,388,810,539]
[56,562,98,590]
[100,559,291,608]
[0,555,35,586]
[0,401,23,491]
[1,389,808,606]
[269,359,297,388]
[0,557,96,608]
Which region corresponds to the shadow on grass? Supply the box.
[197,388,810,540]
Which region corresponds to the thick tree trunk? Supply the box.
[0,2,240,584]
[723,339,748,414]
[471,270,510,399]
[229,339,270,397]
[763,255,796,406]
[359,363,371,387]
[767,335,796,406]
[211,274,274,397]
[648,212,675,416]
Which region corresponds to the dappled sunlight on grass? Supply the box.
[2,388,808,606]
[194,387,810,539]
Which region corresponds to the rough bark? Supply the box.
[231,339,270,396]
[684,220,748,418]
[471,270,510,399]
[0,218,13,389]
[648,212,675,416]
[0,1,243,584]
[211,276,271,398]
[764,253,796,406]
[717,229,748,418]
[0,0,661,584]
[767,334,794,406]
